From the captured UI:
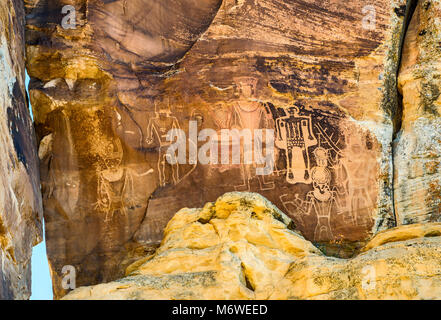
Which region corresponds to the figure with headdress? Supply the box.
[231,76,274,191]
[145,98,181,186]
[274,106,317,184]
[338,131,376,227]
[95,139,144,221]
[307,147,337,241]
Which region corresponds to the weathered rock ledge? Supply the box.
[64,193,441,300]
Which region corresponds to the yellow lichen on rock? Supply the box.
[361,222,441,252]
[271,235,441,300]
[63,193,441,300]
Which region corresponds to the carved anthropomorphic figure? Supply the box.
[231,76,274,191]
[146,101,181,186]
[307,147,337,241]
[95,139,134,220]
[274,106,317,184]
[211,102,235,173]
[95,138,154,221]
[339,133,376,227]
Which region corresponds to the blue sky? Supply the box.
[26,73,54,300]
[30,223,53,300]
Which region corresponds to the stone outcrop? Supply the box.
[0,0,43,299]
[63,193,441,300]
[395,0,441,225]
[25,0,411,298]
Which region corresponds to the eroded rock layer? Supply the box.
[64,193,441,300]
[0,0,43,299]
[25,0,409,298]
[395,0,441,225]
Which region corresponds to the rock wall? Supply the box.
[24,0,411,298]
[64,193,441,300]
[395,0,441,225]
[0,0,43,299]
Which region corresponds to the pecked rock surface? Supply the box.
[63,193,441,300]
[25,0,411,297]
[395,0,441,226]
[0,0,43,299]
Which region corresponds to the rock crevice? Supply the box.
[394,0,441,225]
[0,0,43,300]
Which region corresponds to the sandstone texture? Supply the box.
[25,0,411,298]
[0,0,43,299]
[64,193,441,300]
[395,0,441,225]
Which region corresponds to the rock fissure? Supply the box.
[0,0,43,299]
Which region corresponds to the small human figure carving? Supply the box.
[95,138,153,221]
[307,147,337,241]
[338,133,376,227]
[145,101,181,187]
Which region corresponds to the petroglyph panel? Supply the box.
[26,0,407,297]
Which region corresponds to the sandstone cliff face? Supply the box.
[0,0,43,299]
[64,193,441,300]
[25,0,411,298]
[395,0,441,225]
